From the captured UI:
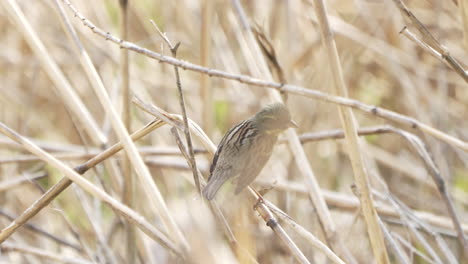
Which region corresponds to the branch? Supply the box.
[150,20,203,196]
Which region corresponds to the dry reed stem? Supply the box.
[0,121,182,257]
[400,27,450,68]
[116,0,135,260]
[1,0,106,146]
[312,0,390,262]
[60,0,468,154]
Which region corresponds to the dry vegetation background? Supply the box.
[0,0,467,263]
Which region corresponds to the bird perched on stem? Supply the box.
[203,103,297,200]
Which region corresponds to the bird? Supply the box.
[202,103,297,200]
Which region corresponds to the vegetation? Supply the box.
[0,0,467,263]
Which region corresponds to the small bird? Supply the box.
[202,103,297,200]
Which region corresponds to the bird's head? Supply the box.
[252,103,298,134]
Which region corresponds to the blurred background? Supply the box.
[0,0,467,263]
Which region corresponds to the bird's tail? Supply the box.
[202,176,225,200]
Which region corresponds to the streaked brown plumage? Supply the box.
[202,103,297,200]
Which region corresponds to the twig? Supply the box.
[390,0,468,83]
[293,125,393,143]
[250,189,311,264]
[149,20,203,197]
[400,27,446,65]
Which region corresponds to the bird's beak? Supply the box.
[289,120,299,128]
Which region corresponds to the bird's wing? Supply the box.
[208,119,251,182]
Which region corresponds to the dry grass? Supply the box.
[0,0,467,263]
